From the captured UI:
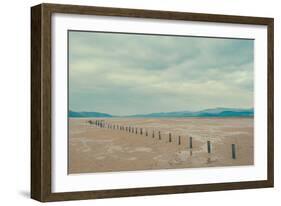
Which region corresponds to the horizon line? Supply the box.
[69,107,254,116]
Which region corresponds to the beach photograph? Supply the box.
[68,31,254,174]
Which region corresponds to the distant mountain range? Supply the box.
[69,110,113,118]
[69,108,253,118]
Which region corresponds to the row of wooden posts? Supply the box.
[88,120,237,159]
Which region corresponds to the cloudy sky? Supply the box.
[68,31,254,116]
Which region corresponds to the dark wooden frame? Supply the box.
[31,3,274,202]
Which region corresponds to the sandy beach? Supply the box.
[68,117,253,174]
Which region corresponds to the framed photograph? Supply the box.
[31,3,274,202]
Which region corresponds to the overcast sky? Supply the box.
[69,31,254,115]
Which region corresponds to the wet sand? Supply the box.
[68,118,253,174]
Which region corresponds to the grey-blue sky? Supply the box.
[69,31,254,115]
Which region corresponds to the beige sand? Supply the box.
[68,118,253,174]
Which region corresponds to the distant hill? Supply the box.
[126,108,254,118]
[69,108,253,118]
[69,110,113,118]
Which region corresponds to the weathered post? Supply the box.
[146,131,148,136]
[178,136,181,145]
[132,127,134,133]
[136,128,138,134]
[152,131,155,138]
[232,144,236,159]
[129,126,131,132]
[207,140,211,154]
[158,131,161,140]
[140,128,143,135]
[169,133,172,143]
[189,137,193,149]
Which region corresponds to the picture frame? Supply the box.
[31,3,274,202]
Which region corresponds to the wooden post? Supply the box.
[232,144,236,159]
[152,131,155,138]
[140,128,143,135]
[178,136,181,145]
[129,127,131,132]
[136,128,138,134]
[169,133,172,142]
[189,137,193,149]
[132,127,134,133]
[146,131,148,136]
[207,140,211,153]
[158,131,161,140]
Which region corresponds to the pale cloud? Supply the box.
[69,31,254,115]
